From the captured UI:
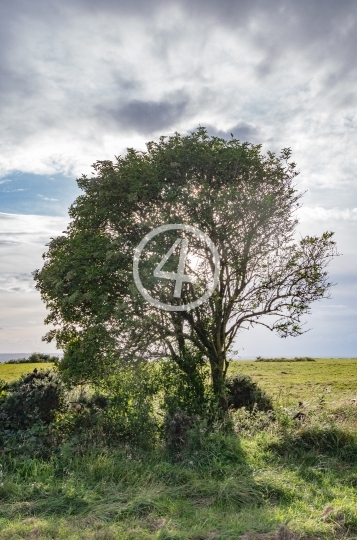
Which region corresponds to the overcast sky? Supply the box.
[0,0,356,358]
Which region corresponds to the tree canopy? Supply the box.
[34,127,337,410]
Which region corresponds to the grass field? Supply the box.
[0,363,54,383]
[0,359,357,539]
[229,359,357,408]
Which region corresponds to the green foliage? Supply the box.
[0,422,56,460]
[96,363,161,449]
[57,326,118,385]
[225,373,273,412]
[232,406,276,436]
[158,350,212,417]
[0,363,160,457]
[271,423,357,462]
[5,352,60,364]
[0,368,65,431]
[0,369,66,459]
[255,356,315,362]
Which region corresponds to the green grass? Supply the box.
[0,363,54,383]
[1,359,357,539]
[229,358,357,408]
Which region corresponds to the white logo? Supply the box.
[133,224,220,311]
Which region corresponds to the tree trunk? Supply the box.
[210,353,229,413]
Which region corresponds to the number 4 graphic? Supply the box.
[153,237,196,298]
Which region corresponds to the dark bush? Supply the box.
[225,374,273,412]
[5,352,60,364]
[0,368,65,431]
[64,391,109,431]
[255,356,315,362]
[164,409,199,454]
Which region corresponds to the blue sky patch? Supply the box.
[0,172,82,216]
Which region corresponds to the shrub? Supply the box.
[232,406,276,435]
[51,389,111,451]
[255,356,315,362]
[0,368,65,431]
[158,352,213,418]
[0,363,161,456]
[5,352,60,364]
[163,409,199,454]
[90,363,161,449]
[225,373,273,412]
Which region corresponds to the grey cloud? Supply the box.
[2,1,356,81]
[0,66,38,104]
[0,0,355,144]
[70,0,256,24]
[71,0,357,71]
[97,97,189,134]
[110,72,141,92]
[0,232,38,236]
[205,123,260,143]
[0,272,36,293]
[251,3,357,82]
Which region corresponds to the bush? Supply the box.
[163,409,199,454]
[255,356,315,362]
[5,352,60,364]
[89,363,162,449]
[158,352,212,418]
[163,408,247,468]
[232,406,276,435]
[51,389,111,451]
[225,373,273,412]
[0,368,65,431]
[0,363,161,456]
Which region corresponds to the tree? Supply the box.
[34,127,337,411]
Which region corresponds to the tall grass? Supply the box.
[1,360,357,539]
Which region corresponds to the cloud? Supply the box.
[0,212,70,246]
[0,339,35,345]
[319,305,348,309]
[0,0,356,183]
[0,273,37,294]
[2,188,26,192]
[299,207,357,222]
[97,96,189,134]
[205,123,260,143]
[37,194,59,202]
[0,211,70,353]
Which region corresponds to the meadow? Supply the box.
[230,359,357,408]
[0,359,356,540]
[0,363,54,383]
